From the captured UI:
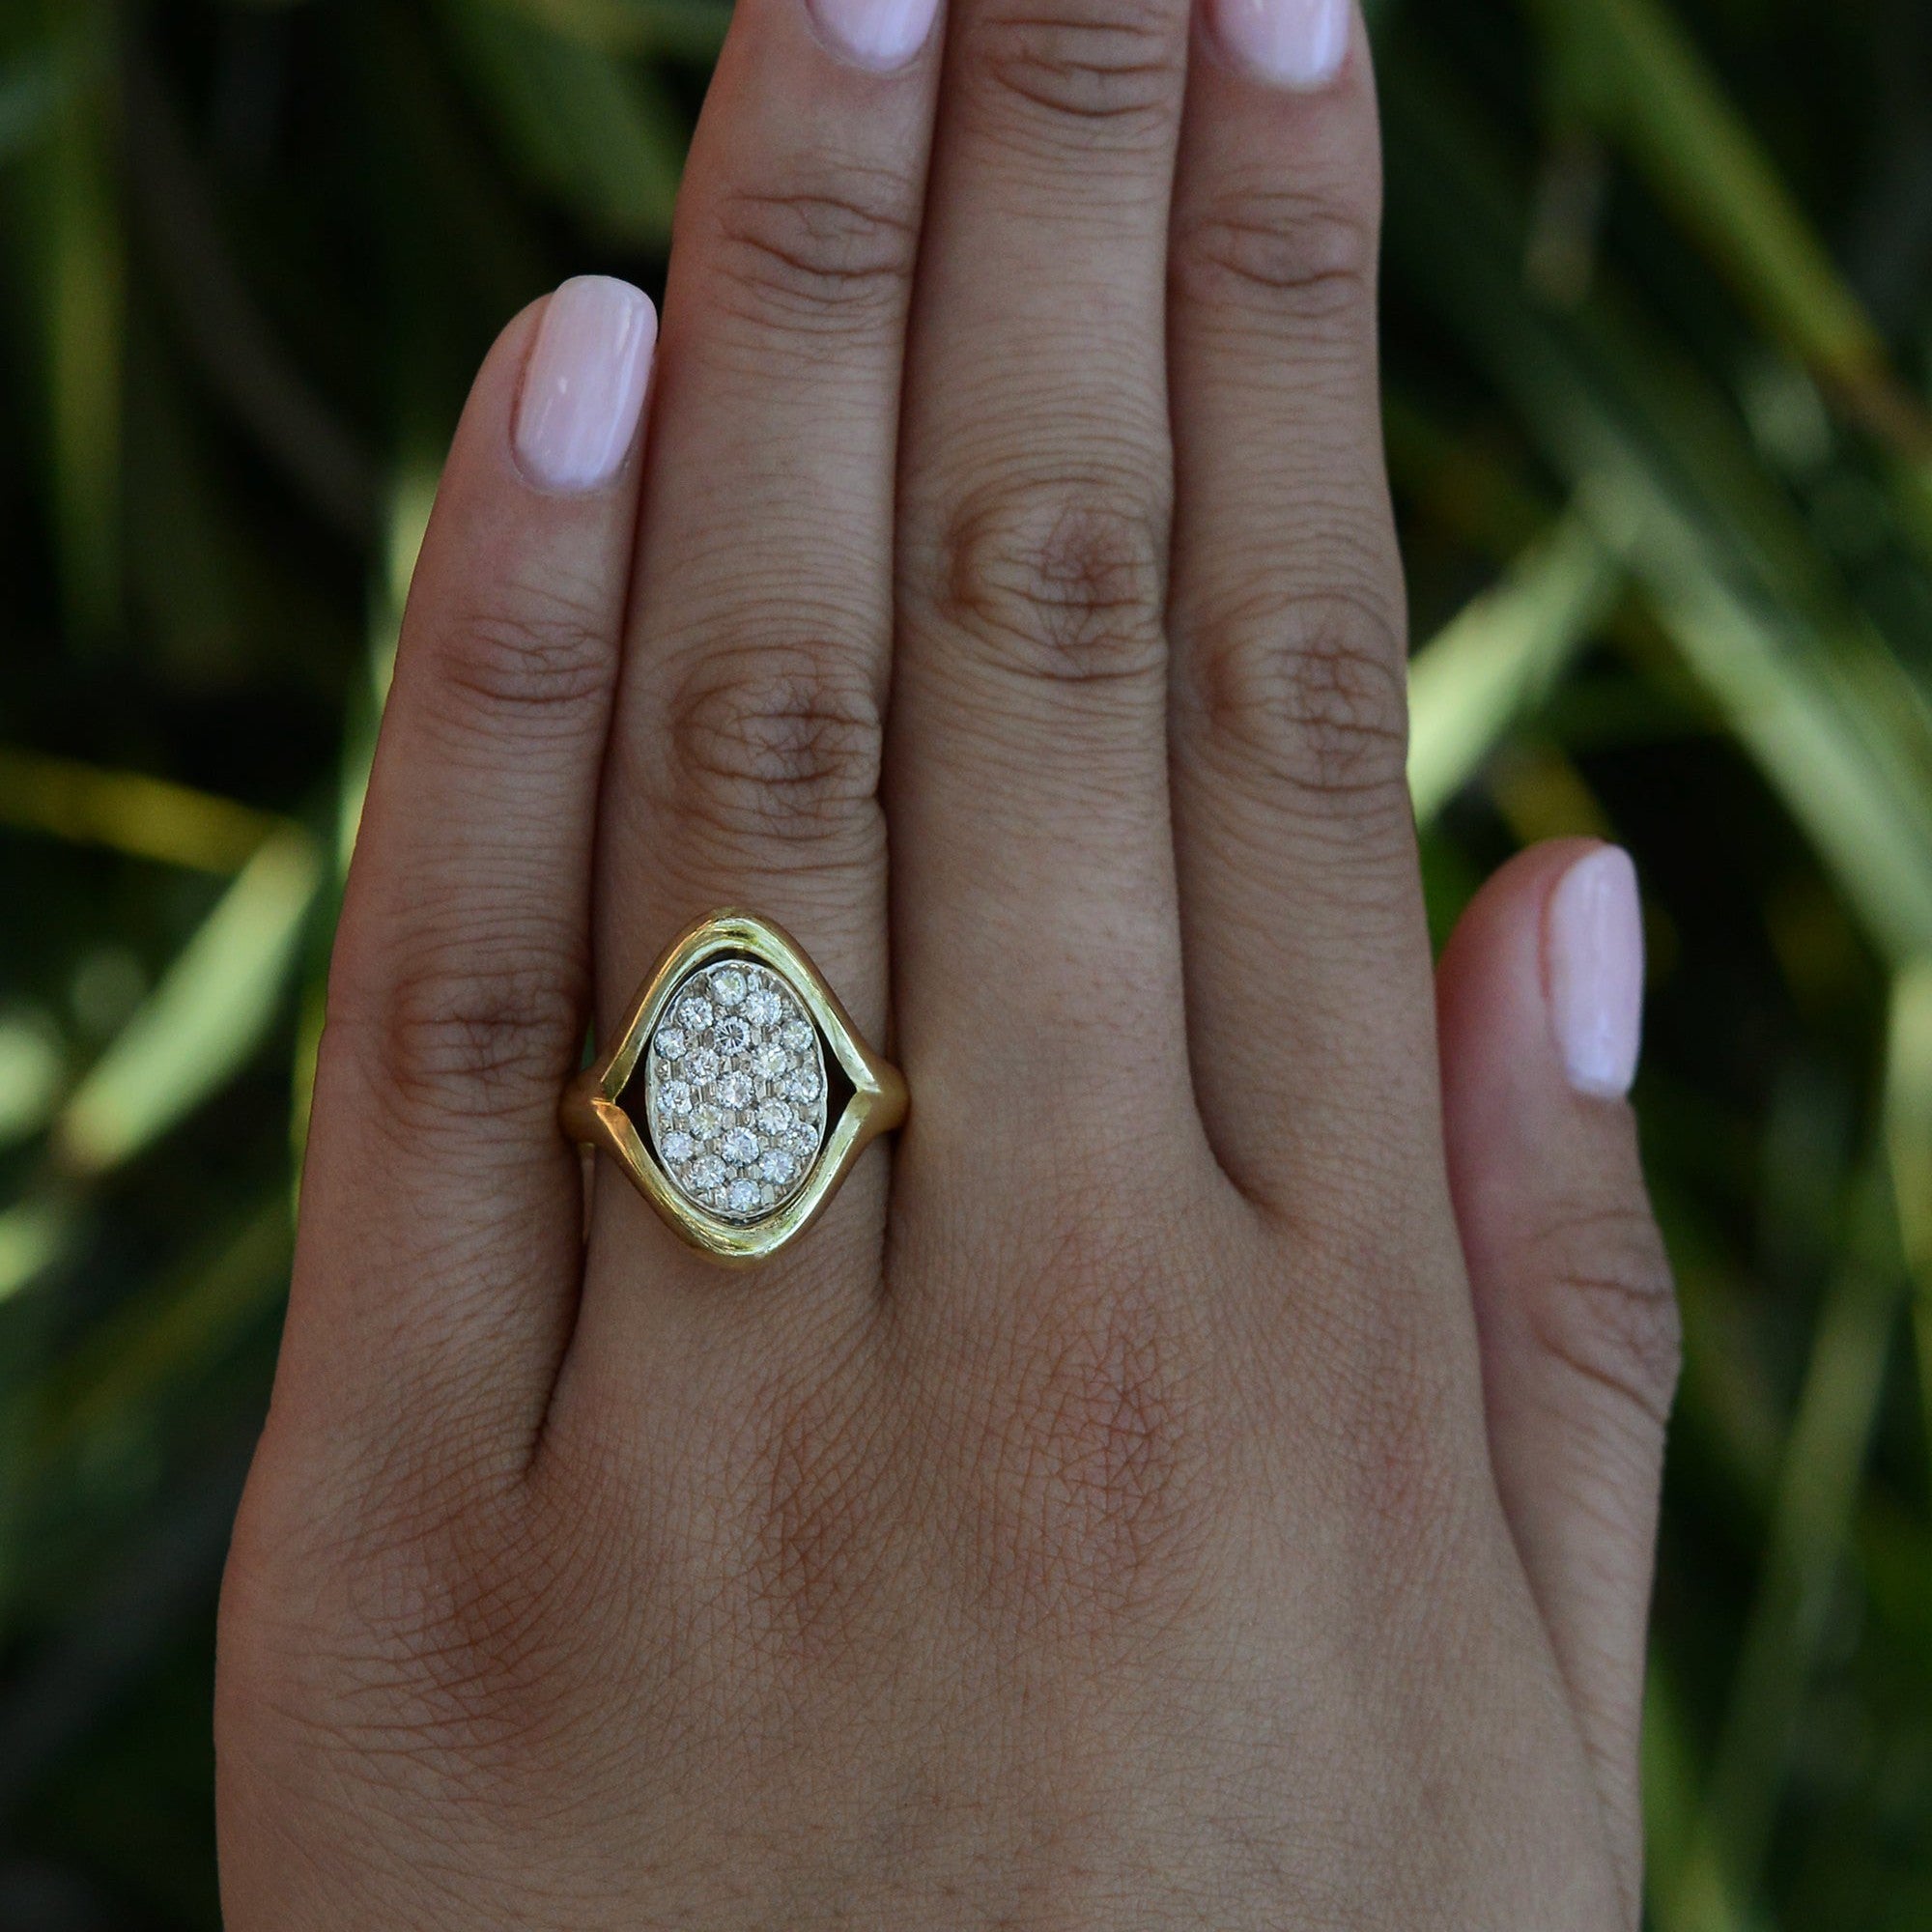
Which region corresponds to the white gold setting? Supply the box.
[639,958,830,1224]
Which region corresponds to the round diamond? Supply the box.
[713,1016,752,1056]
[745,987,782,1028]
[721,1126,760,1167]
[677,994,714,1033]
[712,967,747,1007]
[689,1154,726,1191]
[655,1026,688,1062]
[716,1071,752,1109]
[660,1129,695,1164]
[658,1077,694,1116]
[755,1097,792,1135]
[780,1018,814,1053]
[755,1042,791,1079]
[786,1067,821,1103]
[684,1045,720,1084]
[760,1147,796,1185]
[726,1178,760,1214]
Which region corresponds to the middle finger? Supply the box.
[889,0,1197,1188]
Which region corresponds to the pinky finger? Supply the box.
[1435,840,1679,1916]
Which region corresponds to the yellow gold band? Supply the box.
[563,910,905,1266]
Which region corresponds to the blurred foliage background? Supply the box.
[0,0,1929,1924]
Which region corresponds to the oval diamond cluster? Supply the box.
[642,959,829,1223]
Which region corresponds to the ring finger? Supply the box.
[565,0,944,1382]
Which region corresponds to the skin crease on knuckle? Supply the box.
[964,0,1183,139]
[327,944,588,1135]
[421,577,620,732]
[1518,1198,1682,1435]
[1182,574,1411,808]
[663,636,885,846]
[706,173,922,333]
[929,471,1172,698]
[1173,185,1380,327]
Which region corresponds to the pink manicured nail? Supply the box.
[1208,0,1350,88]
[513,276,657,494]
[1546,847,1646,1100]
[808,0,939,70]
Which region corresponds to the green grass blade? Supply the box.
[439,0,685,246]
[1523,0,1926,449]
[54,830,323,1179]
[32,0,123,643]
[0,750,289,873]
[1407,508,1622,824]
[0,40,62,161]
[1385,47,1932,969]
[1885,965,1932,1495]
[472,0,732,61]
[30,1201,290,1483]
[1665,1170,1904,1930]
[0,1202,74,1305]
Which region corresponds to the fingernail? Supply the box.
[808,0,939,70]
[513,276,658,494]
[1546,846,1645,1100]
[1207,0,1350,89]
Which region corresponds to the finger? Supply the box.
[1165,7,1437,1213]
[566,0,941,1349]
[886,0,1199,1181]
[1436,840,1678,1907]
[284,281,654,1480]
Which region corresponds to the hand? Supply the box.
[213,0,1676,1921]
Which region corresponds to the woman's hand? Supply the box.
[214,0,1676,1922]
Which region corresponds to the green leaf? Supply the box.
[0,43,62,162]
[0,749,288,873]
[54,830,323,1177]
[31,0,124,643]
[470,0,732,62]
[1386,50,1932,971]
[439,0,685,246]
[0,1200,73,1305]
[1522,0,1932,547]
[1407,508,1623,824]
[1666,1169,1904,1928]
[1523,0,1902,405]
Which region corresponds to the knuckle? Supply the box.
[1525,1203,1681,1432]
[424,575,614,733]
[964,1227,1219,1629]
[1174,185,1379,328]
[666,639,884,843]
[1187,582,1409,804]
[1286,1251,1477,1574]
[723,1368,893,1663]
[932,474,1168,691]
[328,941,584,1121]
[970,1,1180,137]
[281,1501,588,1767]
[706,172,920,332]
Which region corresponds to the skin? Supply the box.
[213,2,1679,1925]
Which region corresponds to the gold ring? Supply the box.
[562,910,906,1266]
